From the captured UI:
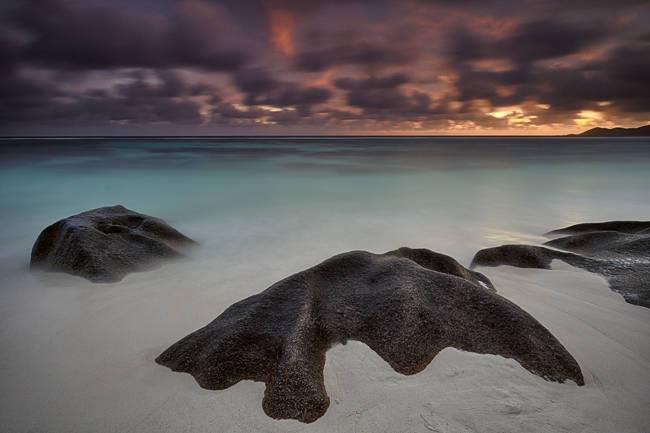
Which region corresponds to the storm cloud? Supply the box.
[1,0,648,134]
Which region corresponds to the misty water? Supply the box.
[2,137,650,268]
[1,137,650,433]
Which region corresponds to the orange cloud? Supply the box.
[269,9,295,57]
[469,58,515,72]
[308,69,335,87]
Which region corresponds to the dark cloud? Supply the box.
[334,74,409,90]
[1,0,649,134]
[233,68,331,112]
[335,74,410,110]
[603,43,650,85]
[5,0,247,71]
[443,14,649,117]
[334,73,441,117]
[296,41,411,72]
[536,40,650,112]
[234,68,278,99]
[259,87,331,109]
[501,19,604,62]
[448,18,605,65]
[450,66,531,105]
[216,103,267,119]
[1,70,208,126]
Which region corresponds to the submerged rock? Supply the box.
[157,247,583,423]
[31,205,195,282]
[472,221,650,308]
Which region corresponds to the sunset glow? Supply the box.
[268,9,295,58]
[1,0,648,135]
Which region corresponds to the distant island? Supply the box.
[569,124,650,137]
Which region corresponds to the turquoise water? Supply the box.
[1,137,650,273]
[1,137,650,433]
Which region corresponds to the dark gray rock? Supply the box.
[31,205,195,282]
[471,244,583,270]
[547,220,650,236]
[386,247,495,291]
[471,221,650,308]
[157,247,583,423]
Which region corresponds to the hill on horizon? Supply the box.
[571,125,650,137]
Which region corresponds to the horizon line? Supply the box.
[0,133,586,139]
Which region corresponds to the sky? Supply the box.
[1,0,649,136]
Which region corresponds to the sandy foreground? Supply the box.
[1,255,649,433]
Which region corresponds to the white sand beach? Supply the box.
[1,250,649,433]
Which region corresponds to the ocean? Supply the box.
[1,136,649,433]
[2,137,650,269]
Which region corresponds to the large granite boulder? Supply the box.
[157,247,583,423]
[31,205,195,282]
[472,221,650,308]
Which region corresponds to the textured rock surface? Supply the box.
[547,220,650,236]
[157,247,583,423]
[31,205,195,282]
[472,221,650,308]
